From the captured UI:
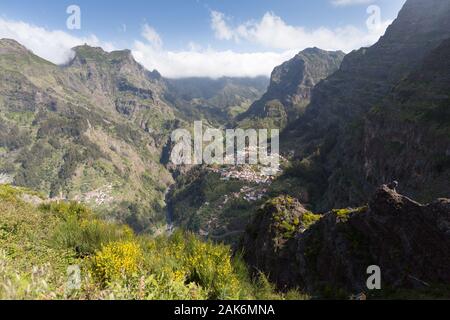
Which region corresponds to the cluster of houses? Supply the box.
[240,186,268,202]
[73,184,114,206]
[220,186,268,205]
[208,164,276,185]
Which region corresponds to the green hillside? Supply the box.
[0,184,306,300]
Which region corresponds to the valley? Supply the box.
[0,0,449,300]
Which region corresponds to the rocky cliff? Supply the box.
[237,48,345,129]
[361,38,450,206]
[242,186,450,298]
[66,45,178,138]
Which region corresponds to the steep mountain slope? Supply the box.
[239,0,450,297]
[279,0,450,210]
[66,45,178,139]
[166,76,268,126]
[0,39,175,231]
[361,38,450,203]
[237,48,345,129]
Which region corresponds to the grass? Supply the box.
[0,184,308,300]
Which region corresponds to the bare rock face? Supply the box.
[361,38,450,205]
[66,44,174,124]
[237,48,345,129]
[242,186,450,297]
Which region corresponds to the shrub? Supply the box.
[182,234,241,299]
[46,201,133,256]
[332,206,367,222]
[52,217,133,256]
[302,212,322,229]
[40,201,93,221]
[140,232,243,299]
[90,241,142,285]
[0,254,65,300]
[0,184,22,202]
[140,273,208,300]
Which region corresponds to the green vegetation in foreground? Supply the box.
[0,184,307,300]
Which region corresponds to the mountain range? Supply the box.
[0,39,270,232]
[0,31,345,232]
[0,0,449,299]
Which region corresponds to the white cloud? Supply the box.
[210,11,235,41]
[210,11,392,53]
[131,23,296,78]
[142,24,163,49]
[331,0,375,6]
[132,41,296,78]
[0,17,289,79]
[0,17,115,65]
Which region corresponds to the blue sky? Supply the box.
[0,0,406,77]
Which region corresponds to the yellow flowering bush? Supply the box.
[183,237,241,299]
[91,241,142,284]
[138,232,242,299]
[142,273,208,300]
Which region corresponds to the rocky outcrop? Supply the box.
[241,196,321,286]
[242,186,450,297]
[237,48,345,129]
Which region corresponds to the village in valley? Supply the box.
[192,158,285,240]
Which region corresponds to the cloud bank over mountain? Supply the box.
[210,10,392,52]
[0,8,391,78]
[0,17,115,65]
[132,41,297,78]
